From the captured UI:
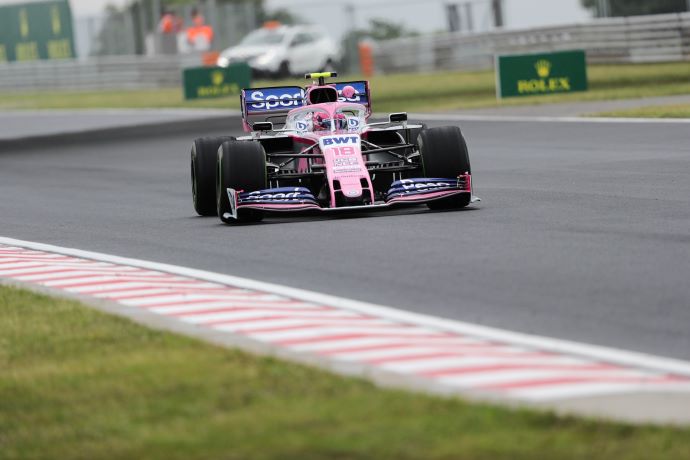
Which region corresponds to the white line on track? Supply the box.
[2,236,690,412]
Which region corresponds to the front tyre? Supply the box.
[191,136,234,216]
[216,141,267,224]
[418,126,472,210]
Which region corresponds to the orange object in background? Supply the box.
[186,8,214,51]
[187,25,214,44]
[358,42,374,77]
[202,51,220,67]
[263,20,281,29]
[159,10,183,34]
[187,23,215,52]
[159,13,175,34]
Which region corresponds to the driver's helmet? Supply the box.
[312,113,330,131]
[312,113,348,131]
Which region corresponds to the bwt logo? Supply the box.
[248,90,303,110]
[323,136,358,146]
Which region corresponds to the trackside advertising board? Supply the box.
[496,50,588,99]
[0,0,75,62]
[183,63,251,100]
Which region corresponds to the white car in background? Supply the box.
[217,24,340,78]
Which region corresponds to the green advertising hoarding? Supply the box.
[496,50,588,99]
[0,0,75,63]
[183,64,252,100]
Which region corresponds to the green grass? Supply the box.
[594,103,690,118]
[1,62,689,113]
[2,285,690,459]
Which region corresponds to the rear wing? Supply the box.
[240,81,371,132]
[335,81,371,113]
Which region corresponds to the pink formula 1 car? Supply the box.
[190,72,477,224]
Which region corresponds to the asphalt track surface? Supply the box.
[0,109,235,140]
[1,118,689,362]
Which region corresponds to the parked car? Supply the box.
[217,23,340,78]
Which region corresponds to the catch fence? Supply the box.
[372,12,690,73]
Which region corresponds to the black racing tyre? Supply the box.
[418,125,472,210]
[217,141,267,224]
[191,136,234,216]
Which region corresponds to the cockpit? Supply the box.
[285,104,367,134]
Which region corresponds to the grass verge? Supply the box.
[593,103,690,118]
[0,62,689,113]
[2,284,690,459]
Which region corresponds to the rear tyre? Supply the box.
[191,136,235,216]
[418,126,472,210]
[217,141,267,224]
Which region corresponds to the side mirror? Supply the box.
[252,122,273,132]
[389,112,408,123]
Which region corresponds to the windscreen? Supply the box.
[336,105,367,132]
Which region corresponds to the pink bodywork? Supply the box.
[286,101,374,207]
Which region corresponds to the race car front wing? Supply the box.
[225,175,475,221]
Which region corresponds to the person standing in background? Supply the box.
[186,8,215,51]
[158,8,175,34]
[157,8,180,54]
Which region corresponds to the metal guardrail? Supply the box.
[372,12,690,73]
[0,54,202,91]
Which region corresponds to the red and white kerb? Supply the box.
[1,243,689,402]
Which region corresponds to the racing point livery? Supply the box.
[190,72,477,224]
